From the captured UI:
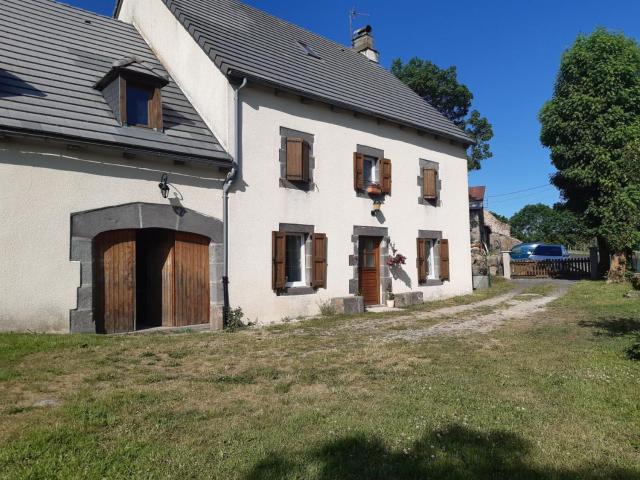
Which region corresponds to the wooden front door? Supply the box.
[94,229,137,334]
[174,232,210,327]
[359,236,381,306]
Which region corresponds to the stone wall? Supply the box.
[484,211,520,253]
[484,211,510,237]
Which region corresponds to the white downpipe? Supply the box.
[222,77,247,324]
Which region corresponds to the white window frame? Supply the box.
[285,233,307,288]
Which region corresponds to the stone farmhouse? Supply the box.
[0,0,473,333]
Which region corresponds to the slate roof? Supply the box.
[0,0,230,164]
[132,0,473,145]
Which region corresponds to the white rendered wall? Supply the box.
[0,140,224,332]
[117,0,234,152]
[228,86,472,324]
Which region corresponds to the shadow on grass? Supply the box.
[579,317,640,361]
[245,424,639,480]
[579,318,640,336]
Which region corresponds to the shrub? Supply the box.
[318,300,336,316]
[225,307,246,331]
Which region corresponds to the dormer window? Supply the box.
[126,83,154,128]
[94,57,168,131]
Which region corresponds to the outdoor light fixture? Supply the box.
[158,173,170,198]
[371,199,382,216]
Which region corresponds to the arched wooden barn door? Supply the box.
[94,229,210,333]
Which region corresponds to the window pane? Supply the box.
[425,241,431,276]
[534,245,562,256]
[431,240,440,279]
[285,235,303,283]
[363,159,374,184]
[365,238,374,252]
[365,252,375,268]
[126,84,152,126]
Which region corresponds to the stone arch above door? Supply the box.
[69,202,223,333]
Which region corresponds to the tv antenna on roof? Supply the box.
[348,8,369,42]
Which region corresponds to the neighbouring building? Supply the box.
[469,186,520,279]
[469,186,519,253]
[0,0,474,333]
[469,186,488,248]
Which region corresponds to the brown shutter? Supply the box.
[272,231,286,290]
[286,138,304,181]
[149,87,163,131]
[439,239,450,281]
[118,76,127,125]
[311,233,327,288]
[380,158,392,194]
[423,169,438,200]
[417,238,427,284]
[353,152,364,191]
[302,140,310,183]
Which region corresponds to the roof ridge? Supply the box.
[159,0,472,144]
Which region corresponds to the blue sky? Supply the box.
[68,0,640,217]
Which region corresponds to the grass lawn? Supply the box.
[0,280,639,479]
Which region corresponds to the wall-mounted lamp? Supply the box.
[371,199,382,216]
[158,173,170,198]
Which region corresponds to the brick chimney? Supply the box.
[352,25,379,63]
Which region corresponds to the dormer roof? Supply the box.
[94,57,170,91]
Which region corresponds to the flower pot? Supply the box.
[386,299,395,308]
[367,184,381,195]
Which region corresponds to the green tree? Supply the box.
[509,203,588,248]
[391,58,493,171]
[539,28,640,280]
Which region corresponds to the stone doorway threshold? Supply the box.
[366,305,403,313]
[120,323,212,335]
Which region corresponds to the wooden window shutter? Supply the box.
[286,138,305,181]
[302,140,310,182]
[380,158,392,194]
[311,233,327,288]
[149,87,163,131]
[416,238,427,284]
[272,231,286,290]
[353,152,364,191]
[423,169,438,200]
[439,239,450,281]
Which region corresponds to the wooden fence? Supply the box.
[511,257,591,279]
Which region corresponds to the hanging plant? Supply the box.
[386,242,406,267]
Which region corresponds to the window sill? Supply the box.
[418,197,439,206]
[356,189,388,199]
[419,279,444,287]
[277,286,316,296]
[280,178,314,191]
